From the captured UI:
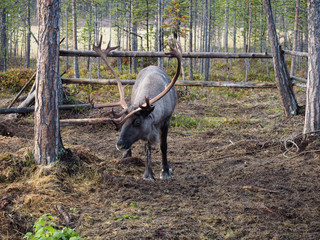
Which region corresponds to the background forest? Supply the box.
[0,0,308,82]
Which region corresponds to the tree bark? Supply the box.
[34,0,63,165]
[304,0,320,135]
[264,0,298,116]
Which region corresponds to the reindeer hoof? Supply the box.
[160,169,172,180]
[143,170,155,181]
[143,176,155,181]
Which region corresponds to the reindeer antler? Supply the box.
[93,36,128,109]
[112,40,182,130]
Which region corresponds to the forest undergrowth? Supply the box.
[1,59,319,239]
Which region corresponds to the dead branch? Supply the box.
[56,204,72,226]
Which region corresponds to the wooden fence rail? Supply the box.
[59,49,273,59]
[283,50,309,57]
[62,78,277,88]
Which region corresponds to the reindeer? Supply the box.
[92,36,182,181]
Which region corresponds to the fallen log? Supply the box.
[60,117,112,126]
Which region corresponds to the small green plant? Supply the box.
[111,213,140,222]
[24,214,84,240]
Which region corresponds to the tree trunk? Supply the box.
[94,2,101,78]
[189,0,193,80]
[245,0,252,82]
[87,4,92,71]
[0,7,7,72]
[158,0,164,69]
[264,0,298,116]
[304,0,320,135]
[65,5,69,70]
[26,0,31,68]
[35,0,63,165]
[233,3,237,53]
[72,0,79,78]
[290,0,300,77]
[224,0,229,53]
[203,0,210,81]
[132,20,138,73]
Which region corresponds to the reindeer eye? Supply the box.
[133,118,141,126]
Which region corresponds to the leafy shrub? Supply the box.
[0,68,35,93]
[24,214,84,240]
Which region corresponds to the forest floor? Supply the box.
[0,85,320,240]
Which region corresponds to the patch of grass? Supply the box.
[171,114,230,130]
[111,213,140,222]
[0,68,35,93]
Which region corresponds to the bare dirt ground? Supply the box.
[1,87,320,240]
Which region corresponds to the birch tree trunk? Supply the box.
[304,0,320,135]
[34,0,63,165]
[264,0,298,116]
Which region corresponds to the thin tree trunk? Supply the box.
[233,3,237,53]
[65,5,69,70]
[35,0,63,165]
[245,0,252,82]
[94,2,101,78]
[146,0,150,52]
[158,0,164,68]
[264,0,298,116]
[224,0,229,54]
[189,0,193,80]
[26,0,31,68]
[193,0,197,70]
[72,0,79,78]
[132,20,138,73]
[290,0,300,77]
[204,0,210,80]
[0,7,7,72]
[304,0,320,135]
[87,4,92,71]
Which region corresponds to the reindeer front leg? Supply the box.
[160,122,172,180]
[144,142,155,181]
